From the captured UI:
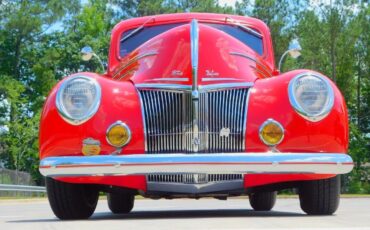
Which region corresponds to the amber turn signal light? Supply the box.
[259,119,284,146]
[106,121,131,148]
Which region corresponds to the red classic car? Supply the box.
[39,13,353,219]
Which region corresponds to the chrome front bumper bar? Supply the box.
[39,153,353,177]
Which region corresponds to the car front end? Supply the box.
[39,13,353,219]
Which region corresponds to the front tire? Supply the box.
[249,191,277,211]
[299,176,340,215]
[46,177,99,220]
[107,192,135,214]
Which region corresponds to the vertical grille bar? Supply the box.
[138,88,249,153]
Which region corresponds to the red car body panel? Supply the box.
[39,13,349,192]
[108,13,276,76]
[113,23,273,85]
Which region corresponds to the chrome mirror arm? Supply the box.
[278,39,302,73]
[278,50,290,73]
[92,53,105,72]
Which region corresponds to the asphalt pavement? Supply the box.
[0,197,369,230]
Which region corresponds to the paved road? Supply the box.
[0,197,369,230]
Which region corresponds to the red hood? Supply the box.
[111,23,273,85]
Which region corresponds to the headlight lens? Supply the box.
[288,73,334,121]
[259,119,284,146]
[56,76,101,125]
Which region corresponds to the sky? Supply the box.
[218,0,241,7]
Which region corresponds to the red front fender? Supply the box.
[39,72,146,190]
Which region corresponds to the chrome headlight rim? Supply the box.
[288,72,334,122]
[56,75,101,125]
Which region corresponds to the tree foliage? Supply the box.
[0,0,368,191]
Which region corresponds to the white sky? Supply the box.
[218,0,241,7]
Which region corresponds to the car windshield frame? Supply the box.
[119,21,264,58]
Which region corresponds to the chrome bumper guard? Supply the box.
[39,153,353,177]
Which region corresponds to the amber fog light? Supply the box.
[259,119,284,146]
[106,121,131,147]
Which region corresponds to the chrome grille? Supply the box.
[147,174,243,184]
[199,89,249,152]
[139,90,193,153]
[139,88,249,153]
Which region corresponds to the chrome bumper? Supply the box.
[39,153,353,177]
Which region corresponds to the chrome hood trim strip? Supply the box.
[190,19,199,93]
[190,19,200,152]
[198,82,254,91]
[136,84,192,91]
[135,82,253,92]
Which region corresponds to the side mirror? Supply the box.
[278,39,302,72]
[287,39,302,58]
[81,46,94,61]
[80,46,105,72]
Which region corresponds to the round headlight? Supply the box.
[288,73,334,122]
[56,76,101,125]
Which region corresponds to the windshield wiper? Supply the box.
[225,17,263,38]
[120,17,155,42]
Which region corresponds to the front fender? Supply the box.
[39,72,145,159]
[245,69,348,153]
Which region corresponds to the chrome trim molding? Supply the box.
[56,75,101,125]
[135,83,254,92]
[225,17,263,38]
[198,82,254,91]
[288,72,335,122]
[190,19,200,152]
[116,69,135,81]
[136,84,192,91]
[120,17,155,42]
[190,19,199,93]
[242,89,252,149]
[146,78,189,82]
[105,120,132,148]
[39,152,354,177]
[229,51,257,62]
[113,51,158,79]
[136,89,148,151]
[259,119,285,146]
[201,78,245,82]
[229,52,272,76]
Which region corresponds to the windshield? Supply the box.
[120,22,263,57]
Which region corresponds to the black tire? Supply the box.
[46,177,99,220]
[249,191,277,211]
[107,192,135,214]
[299,176,340,215]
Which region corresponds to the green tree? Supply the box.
[111,0,233,17]
[0,0,80,184]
